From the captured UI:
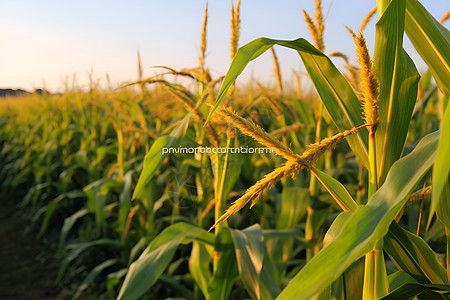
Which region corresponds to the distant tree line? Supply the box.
[0,88,52,97]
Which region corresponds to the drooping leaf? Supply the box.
[380,281,450,299]
[384,221,448,284]
[206,37,368,168]
[118,222,213,300]
[381,271,448,300]
[58,239,123,281]
[276,131,439,299]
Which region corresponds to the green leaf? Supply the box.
[118,170,134,234]
[437,180,450,247]
[266,196,311,287]
[59,208,89,252]
[430,104,450,227]
[339,258,365,300]
[206,37,368,168]
[58,239,122,281]
[323,211,354,247]
[316,258,365,300]
[384,221,448,284]
[277,186,309,229]
[276,131,439,299]
[118,222,213,300]
[215,150,242,202]
[405,0,450,97]
[107,268,128,293]
[207,229,239,300]
[230,224,280,300]
[380,281,450,299]
[311,167,358,211]
[84,178,123,230]
[382,271,448,300]
[132,113,191,200]
[374,0,420,185]
[159,274,195,300]
[211,135,243,229]
[74,259,120,299]
[188,242,212,298]
[37,190,85,239]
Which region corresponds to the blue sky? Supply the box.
[0,0,448,93]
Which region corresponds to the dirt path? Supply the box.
[0,194,71,300]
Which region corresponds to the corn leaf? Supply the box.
[211,137,243,229]
[58,239,123,282]
[322,211,354,247]
[276,131,439,299]
[265,187,309,286]
[59,208,89,251]
[230,224,280,300]
[74,259,120,299]
[277,186,309,229]
[118,170,134,235]
[430,104,450,227]
[37,190,85,239]
[437,180,450,237]
[320,212,365,300]
[381,271,448,300]
[384,222,448,284]
[132,113,191,200]
[311,167,358,211]
[405,0,450,97]
[374,0,420,185]
[206,37,369,168]
[379,282,450,299]
[317,258,365,300]
[189,242,212,298]
[84,178,123,230]
[159,275,195,299]
[207,228,239,300]
[118,222,214,300]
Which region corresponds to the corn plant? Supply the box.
[117,0,449,299]
[1,0,448,299]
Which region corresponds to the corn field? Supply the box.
[0,0,449,299]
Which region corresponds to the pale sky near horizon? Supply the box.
[0,0,448,93]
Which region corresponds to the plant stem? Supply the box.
[213,134,231,270]
[368,130,378,198]
[325,125,333,169]
[306,103,323,260]
[363,240,389,300]
[363,127,388,299]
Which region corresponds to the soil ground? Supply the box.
[0,193,72,300]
